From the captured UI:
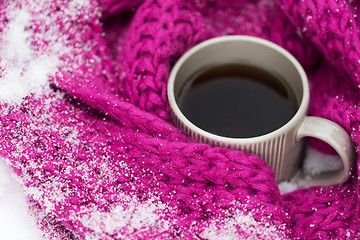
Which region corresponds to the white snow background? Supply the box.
[0,158,43,240]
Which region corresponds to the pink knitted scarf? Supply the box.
[0,0,359,239]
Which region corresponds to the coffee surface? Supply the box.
[178,63,298,138]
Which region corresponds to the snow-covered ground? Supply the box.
[0,159,43,240]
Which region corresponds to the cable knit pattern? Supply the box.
[0,0,359,239]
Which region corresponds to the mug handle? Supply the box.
[292,116,354,187]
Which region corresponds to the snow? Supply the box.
[79,194,172,239]
[303,147,343,175]
[0,158,43,240]
[0,6,59,104]
[200,208,284,240]
[277,181,299,194]
[278,147,343,194]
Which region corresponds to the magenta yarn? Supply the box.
[0,0,359,239]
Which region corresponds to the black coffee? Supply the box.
[177,63,298,138]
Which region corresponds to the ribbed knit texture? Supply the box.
[0,0,359,239]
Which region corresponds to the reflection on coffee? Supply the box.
[177,63,298,138]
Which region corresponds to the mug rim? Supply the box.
[167,35,310,145]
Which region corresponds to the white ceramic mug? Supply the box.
[167,35,354,187]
